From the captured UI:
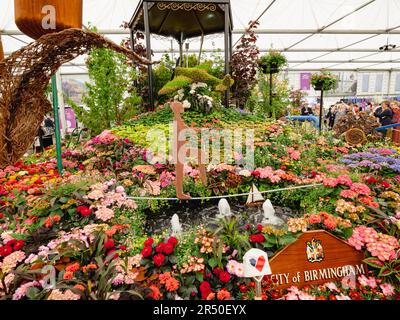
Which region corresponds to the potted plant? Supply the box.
[258,50,287,74]
[311,71,338,91]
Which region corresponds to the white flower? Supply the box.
[182,100,191,109]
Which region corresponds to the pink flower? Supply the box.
[336,175,353,187]
[340,189,358,199]
[335,294,351,300]
[323,178,338,188]
[308,214,321,224]
[380,283,395,296]
[350,183,371,196]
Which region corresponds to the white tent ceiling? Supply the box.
[1,0,400,74]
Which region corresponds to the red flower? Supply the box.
[256,224,263,232]
[77,206,92,217]
[381,181,391,188]
[153,253,165,267]
[118,245,127,251]
[0,213,4,219]
[249,234,265,243]
[213,267,223,276]
[219,271,231,283]
[167,237,178,247]
[366,177,378,184]
[144,238,154,247]
[0,245,13,257]
[141,246,152,258]
[104,239,115,250]
[163,243,174,255]
[155,243,165,253]
[239,284,247,293]
[13,240,25,251]
[107,249,119,260]
[200,281,211,292]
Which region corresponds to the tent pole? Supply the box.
[51,75,63,175]
[143,1,154,110]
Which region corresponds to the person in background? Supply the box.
[301,103,314,116]
[390,101,400,144]
[42,116,55,148]
[325,105,337,129]
[365,102,373,113]
[352,103,360,114]
[374,102,383,118]
[375,101,394,138]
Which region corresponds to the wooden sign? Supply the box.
[269,230,367,289]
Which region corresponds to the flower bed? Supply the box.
[0,109,399,300]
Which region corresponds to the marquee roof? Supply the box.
[1,0,400,75]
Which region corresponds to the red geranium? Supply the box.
[163,243,174,255]
[153,253,166,267]
[256,224,263,232]
[366,177,378,184]
[141,246,152,258]
[77,206,92,217]
[0,213,4,219]
[0,245,13,257]
[167,237,178,247]
[219,271,231,283]
[213,267,223,276]
[118,245,127,251]
[155,242,165,253]
[249,234,265,243]
[381,181,391,188]
[144,238,154,247]
[13,240,25,251]
[104,240,115,250]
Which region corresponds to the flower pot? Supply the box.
[14,0,82,40]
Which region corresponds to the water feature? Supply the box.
[145,200,297,235]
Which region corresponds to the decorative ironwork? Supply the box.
[157,2,217,12]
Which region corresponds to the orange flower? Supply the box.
[206,292,215,300]
[82,263,97,272]
[165,277,179,292]
[159,272,172,284]
[148,285,162,300]
[52,215,61,222]
[217,288,231,300]
[73,284,86,292]
[66,262,80,273]
[63,271,74,280]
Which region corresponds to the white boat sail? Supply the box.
[246,184,265,206]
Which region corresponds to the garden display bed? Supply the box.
[0,107,399,300]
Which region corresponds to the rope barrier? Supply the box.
[127,183,324,201]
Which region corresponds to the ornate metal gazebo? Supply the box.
[129,0,233,110]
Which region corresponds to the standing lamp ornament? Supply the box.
[258,50,287,113]
[311,71,338,131]
[243,248,272,300]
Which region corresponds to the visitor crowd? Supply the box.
[300,100,400,142]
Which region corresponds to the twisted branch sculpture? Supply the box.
[0,28,151,167]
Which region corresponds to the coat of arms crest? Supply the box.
[306,238,324,263]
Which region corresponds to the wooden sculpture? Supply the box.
[170,101,207,200]
[0,28,151,167]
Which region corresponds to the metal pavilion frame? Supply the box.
[2,0,400,73]
[127,0,233,110]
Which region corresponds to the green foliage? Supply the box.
[311,71,338,91]
[175,67,221,86]
[71,43,143,136]
[258,50,287,73]
[153,60,174,103]
[158,75,193,95]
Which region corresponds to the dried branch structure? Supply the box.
[0,28,150,167]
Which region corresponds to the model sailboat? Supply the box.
[246,184,265,206]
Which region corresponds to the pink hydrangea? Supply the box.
[350,183,371,196]
[323,178,338,188]
[340,189,358,199]
[336,175,353,187]
[95,207,115,221]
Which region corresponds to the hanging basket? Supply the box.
[313,80,324,91]
[260,63,279,74]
